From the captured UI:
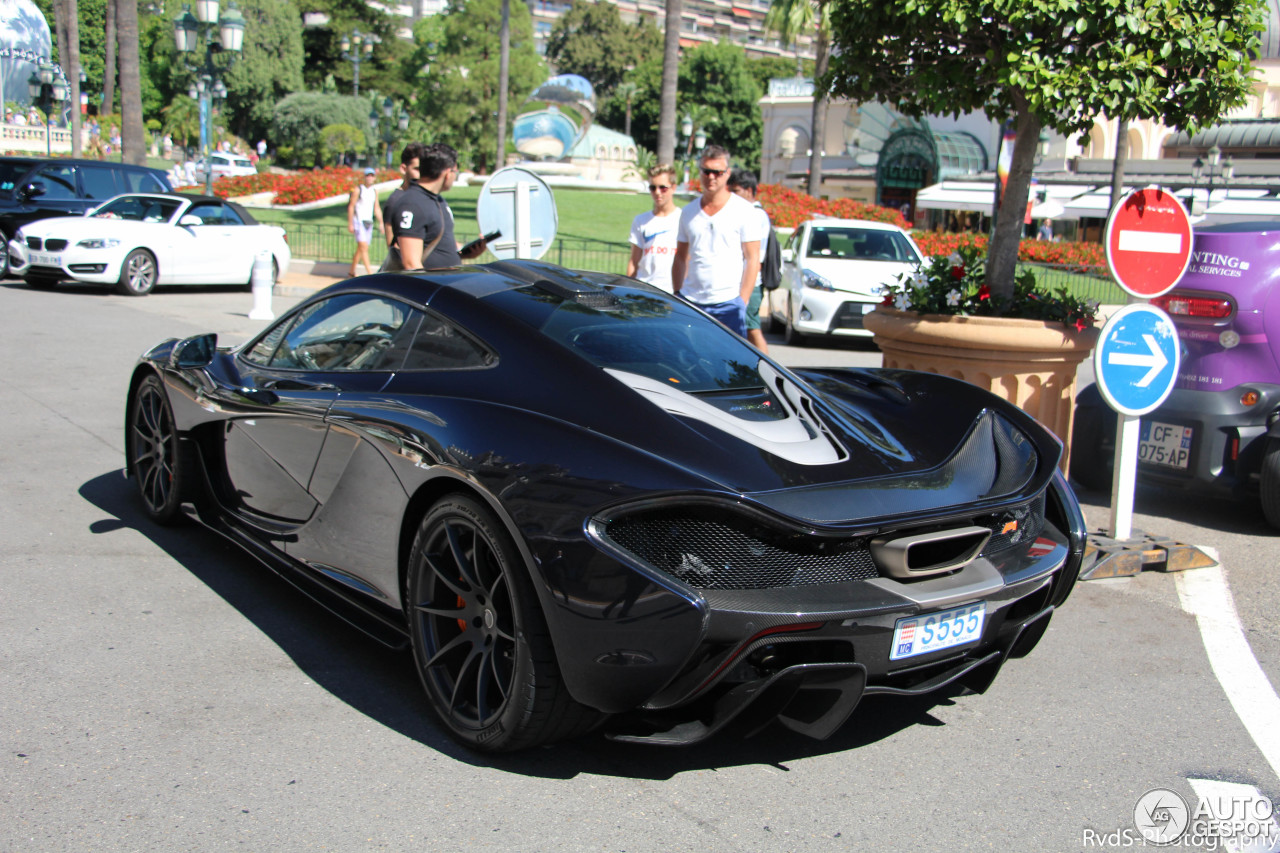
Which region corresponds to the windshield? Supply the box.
[93,196,183,222]
[807,227,917,262]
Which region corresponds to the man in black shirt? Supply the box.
[383,141,424,250]
[388,142,488,270]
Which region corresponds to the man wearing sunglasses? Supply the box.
[671,145,761,338]
[626,164,682,292]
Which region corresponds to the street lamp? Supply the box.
[341,30,380,97]
[26,60,69,156]
[173,0,245,194]
[369,96,410,168]
[1191,144,1234,216]
[680,113,706,185]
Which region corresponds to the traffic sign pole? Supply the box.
[1110,415,1141,540]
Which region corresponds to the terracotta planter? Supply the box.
[864,307,1100,471]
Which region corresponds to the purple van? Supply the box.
[1071,221,1280,526]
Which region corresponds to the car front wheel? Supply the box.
[128,374,193,525]
[117,249,157,296]
[0,228,9,279]
[784,293,806,346]
[406,495,599,751]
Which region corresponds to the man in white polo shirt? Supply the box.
[670,145,761,338]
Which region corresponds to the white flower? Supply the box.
[947,252,963,267]
[910,270,929,290]
[946,289,962,306]
[894,293,913,311]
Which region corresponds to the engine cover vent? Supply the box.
[870,526,992,579]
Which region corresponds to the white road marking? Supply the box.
[1176,565,1280,782]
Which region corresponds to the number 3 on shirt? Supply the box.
[400,211,413,229]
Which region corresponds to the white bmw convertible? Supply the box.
[7,192,290,296]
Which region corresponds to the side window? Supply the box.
[79,165,122,200]
[271,294,418,372]
[219,205,246,225]
[127,171,167,193]
[402,311,494,370]
[32,164,78,201]
[185,203,223,225]
[786,228,803,256]
[242,314,298,366]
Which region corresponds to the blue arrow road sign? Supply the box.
[1095,303,1181,417]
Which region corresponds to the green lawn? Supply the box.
[252,184,650,247]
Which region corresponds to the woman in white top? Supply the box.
[347,168,384,277]
[627,164,682,292]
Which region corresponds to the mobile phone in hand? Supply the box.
[461,230,502,256]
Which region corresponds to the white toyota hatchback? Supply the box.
[765,218,925,344]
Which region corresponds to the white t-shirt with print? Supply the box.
[628,208,681,292]
[676,193,760,305]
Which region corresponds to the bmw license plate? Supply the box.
[31,251,60,266]
[890,602,985,661]
[1139,420,1192,470]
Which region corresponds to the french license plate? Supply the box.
[31,251,60,266]
[1139,420,1193,470]
[890,602,986,661]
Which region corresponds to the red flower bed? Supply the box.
[911,230,1104,271]
[204,166,399,204]
[756,183,910,229]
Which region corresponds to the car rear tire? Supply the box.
[24,274,59,290]
[0,228,10,279]
[1260,437,1280,528]
[116,249,157,296]
[128,374,194,525]
[1069,398,1116,492]
[783,294,806,347]
[406,495,600,752]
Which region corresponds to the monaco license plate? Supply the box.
[1139,420,1192,470]
[31,251,60,266]
[890,602,986,661]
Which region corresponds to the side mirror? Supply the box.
[19,181,46,200]
[172,333,217,369]
[179,214,202,227]
[782,248,794,264]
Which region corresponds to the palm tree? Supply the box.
[657,0,681,165]
[765,0,830,197]
[116,0,144,165]
[163,96,201,155]
[615,81,638,139]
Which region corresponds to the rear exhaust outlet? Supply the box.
[870,526,992,579]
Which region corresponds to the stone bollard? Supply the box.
[248,250,275,321]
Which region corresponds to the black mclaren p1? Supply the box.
[125,260,1087,752]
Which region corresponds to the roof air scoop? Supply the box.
[870,526,992,579]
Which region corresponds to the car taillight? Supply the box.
[1151,292,1232,319]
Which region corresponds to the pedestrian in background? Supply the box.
[347,167,384,277]
[380,142,425,269]
[386,142,489,271]
[626,164,682,292]
[727,167,773,353]
[670,144,761,338]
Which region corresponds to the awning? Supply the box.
[1200,195,1280,225]
[914,182,995,213]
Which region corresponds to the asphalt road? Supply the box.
[2,281,1278,852]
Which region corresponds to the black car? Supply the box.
[126,261,1087,752]
[1,156,172,279]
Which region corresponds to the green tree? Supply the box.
[597,57,661,156]
[764,0,830,196]
[162,95,201,153]
[746,56,813,96]
[116,0,144,164]
[223,0,305,141]
[824,0,1267,302]
[544,0,660,98]
[270,91,379,165]
[411,0,544,173]
[320,122,367,164]
[299,0,407,98]
[679,42,763,171]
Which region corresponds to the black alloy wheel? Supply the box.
[117,249,157,296]
[0,229,9,279]
[128,375,190,525]
[406,496,597,751]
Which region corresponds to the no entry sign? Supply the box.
[1104,188,1193,299]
